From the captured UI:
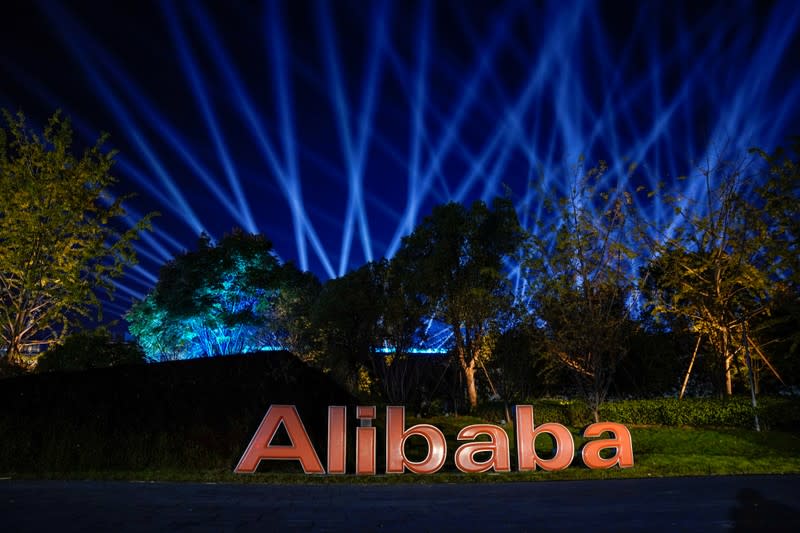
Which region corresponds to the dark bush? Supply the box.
[36,329,146,372]
[0,351,356,473]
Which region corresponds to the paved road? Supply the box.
[1,475,798,532]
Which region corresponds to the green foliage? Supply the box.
[311,258,429,402]
[126,292,188,361]
[643,146,791,396]
[475,399,592,426]
[752,138,800,289]
[751,289,800,388]
[127,230,294,360]
[475,396,800,431]
[749,140,800,381]
[310,261,388,396]
[270,265,322,361]
[488,323,565,403]
[599,397,800,430]
[0,110,152,366]
[36,328,145,372]
[394,197,525,409]
[526,158,643,421]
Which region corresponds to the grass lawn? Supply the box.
[6,417,799,483]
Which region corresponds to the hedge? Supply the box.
[599,397,800,431]
[476,397,800,431]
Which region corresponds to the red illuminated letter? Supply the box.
[581,422,634,469]
[356,406,377,475]
[385,406,447,474]
[515,405,575,471]
[454,424,511,473]
[327,406,347,474]
[234,405,324,474]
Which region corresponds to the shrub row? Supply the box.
[476,397,800,430]
[474,399,592,426]
[600,397,800,431]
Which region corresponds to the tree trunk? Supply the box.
[724,354,733,396]
[464,363,478,411]
[723,329,733,396]
[5,342,21,366]
[679,336,702,399]
[591,389,601,423]
[713,327,734,397]
[453,328,479,411]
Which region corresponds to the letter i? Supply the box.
[356,406,377,475]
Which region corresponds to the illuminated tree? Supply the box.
[394,198,524,411]
[644,151,780,397]
[269,265,322,362]
[751,141,800,386]
[752,138,800,289]
[526,159,641,422]
[0,110,150,367]
[125,292,190,361]
[127,230,282,359]
[749,140,800,381]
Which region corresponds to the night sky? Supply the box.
[2,0,799,322]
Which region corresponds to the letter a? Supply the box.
[454,424,511,473]
[234,405,325,474]
[581,422,634,469]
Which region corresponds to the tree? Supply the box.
[308,258,427,403]
[0,110,150,367]
[525,159,641,421]
[752,138,800,290]
[644,151,776,397]
[394,198,525,410]
[377,257,428,404]
[488,320,563,420]
[310,261,386,396]
[127,230,283,359]
[749,139,800,382]
[125,291,190,361]
[269,264,322,362]
[746,286,798,391]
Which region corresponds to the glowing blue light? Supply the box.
[12,0,798,352]
[163,2,257,235]
[39,2,208,239]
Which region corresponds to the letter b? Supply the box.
[385,406,447,474]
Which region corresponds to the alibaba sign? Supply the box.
[234,405,634,474]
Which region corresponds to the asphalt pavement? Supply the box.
[1,475,798,532]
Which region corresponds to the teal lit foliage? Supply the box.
[127,230,282,360]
